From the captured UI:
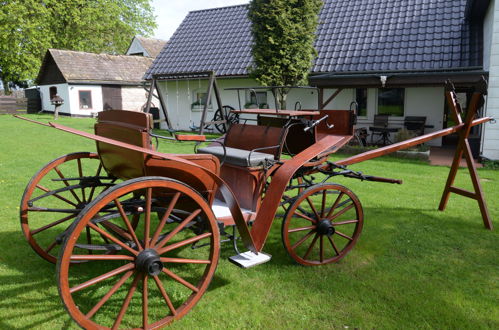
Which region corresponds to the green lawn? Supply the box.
[0,114,497,329]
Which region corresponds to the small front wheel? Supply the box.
[282,183,363,266]
[57,177,220,329]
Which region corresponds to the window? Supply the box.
[79,90,92,109]
[49,86,57,100]
[192,91,212,108]
[245,90,268,108]
[355,88,367,117]
[377,88,404,116]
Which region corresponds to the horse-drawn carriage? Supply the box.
[17,81,493,329]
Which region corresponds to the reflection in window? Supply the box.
[79,91,92,109]
[245,90,268,108]
[378,88,404,116]
[192,91,212,108]
[355,88,367,117]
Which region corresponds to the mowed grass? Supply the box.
[0,114,497,329]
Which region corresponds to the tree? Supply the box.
[248,0,322,109]
[0,0,156,94]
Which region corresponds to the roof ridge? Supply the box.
[49,48,152,60]
[188,3,248,14]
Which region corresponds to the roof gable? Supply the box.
[38,49,154,85]
[146,0,474,79]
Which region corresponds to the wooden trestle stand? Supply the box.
[439,80,493,230]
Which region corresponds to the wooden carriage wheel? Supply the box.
[282,183,363,266]
[20,152,116,263]
[57,177,220,329]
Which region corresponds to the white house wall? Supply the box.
[484,0,499,160]
[68,85,103,116]
[40,83,71,114]
[157,78,444,146]
[122,86,148,111]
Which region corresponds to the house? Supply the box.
[145,0,498,160]
[126,36,166,58]
[36,36,165,116]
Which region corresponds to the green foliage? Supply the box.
[0,0,156,88]
[248,0,322,108]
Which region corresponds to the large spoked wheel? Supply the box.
[57,177,220,329]
[20,152,116,263]
[282,183,363,266]
[213,105,238,133]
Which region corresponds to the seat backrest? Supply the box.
[404,116,426,131]
[95,110,152,180]
[314,110,355,137]
[224,123,285,158]
[373,114,389,127]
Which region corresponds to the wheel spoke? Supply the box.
[87,164,103,201]
[70,254,135,261]
[112,273,140,330]
[327,202,355,221]
[335,230,353,241]
[44,240,57,253]
[151,192,181,248]
[54,166,82,204]
[303,234,319,260]
[160,267,199,292]
[291,230,314,250]
[31,213,77,235]
[86,270,134,319]
[158,232,212,255]
[144,188,152,249]
[160,257,211,264]
[152,275,177,316]
[320,189,327,218]
[36,184,77,207]
[142,274,148,330]
[115,199,143,251]
[333,219,359,226]
[88,222,138,256]
[70,263,134,293]
[328,236,340,255]
[306,197,320,219]
[326,192,344,219]
[287,225,316,233]
[77,158,86,203]
[100,220,133,242]
[293,211,316,223]
[155,209,202,250]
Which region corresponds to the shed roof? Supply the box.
[146,0,475,80]
[38,49,154,85]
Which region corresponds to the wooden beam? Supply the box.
[320,88,343,109]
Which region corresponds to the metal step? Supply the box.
[228,251,271,268]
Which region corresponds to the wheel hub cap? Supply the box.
[317,219,335,236]
[135,249,163,276]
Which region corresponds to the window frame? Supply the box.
[376,88,405,117]
[355,88,368,117]
[78,90,93,110]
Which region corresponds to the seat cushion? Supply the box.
[197,146,274,167]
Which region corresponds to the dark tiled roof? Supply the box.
[41,49,154,84]
[146,5,252,79]
[146,0,472,79]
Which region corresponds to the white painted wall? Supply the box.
[156,78,445,146]
[483,0,499,160]
[40,83,103,116]
[68,85,103,116]
[484,1,494,71]
[40,83,71,114]
[122,86,148,111]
